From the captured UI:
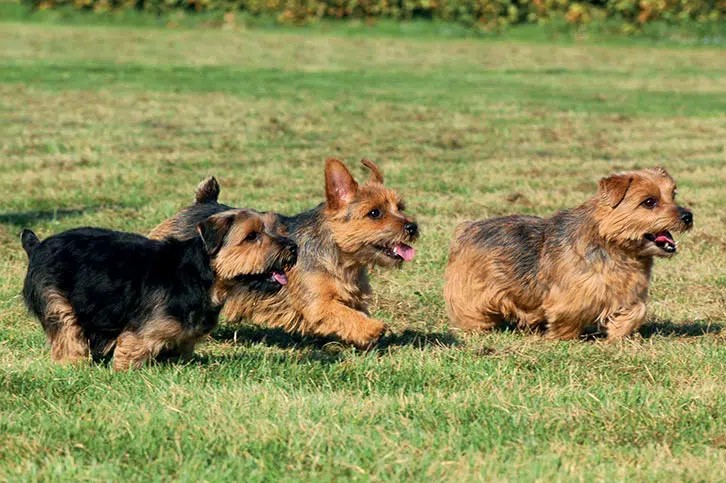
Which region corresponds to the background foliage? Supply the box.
[23,0,726,30]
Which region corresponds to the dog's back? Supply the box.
[150,203,233,241]
[444,215,549,332]
[449,216,545,280]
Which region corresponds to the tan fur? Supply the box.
[149,217,176,240]
[224,161,414,348]
[445,168,693,340]
[112,317,185,371]
[44,290,90,363]
[210,215,275,279]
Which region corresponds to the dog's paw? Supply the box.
[351,319,388,350]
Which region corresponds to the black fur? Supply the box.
[22,227,220,354]
[20,228,39,256]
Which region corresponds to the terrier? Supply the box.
[444,167,693,340]
[149,158,419,349]
[21,209,297,370]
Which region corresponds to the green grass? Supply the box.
[1,14,725,482]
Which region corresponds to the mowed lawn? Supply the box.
[0,19,725,481]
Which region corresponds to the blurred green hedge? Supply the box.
[23,0,725,29]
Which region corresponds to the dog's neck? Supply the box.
[575,201,654,274]
[174,237,215,277]
[289,204,368,282]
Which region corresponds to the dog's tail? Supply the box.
[20,229,40,257]
[194,176,220,204]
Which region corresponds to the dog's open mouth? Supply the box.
[644,230,677,253]
[270,271,288,286]
[234,268,290,292]
[376,242,415,262]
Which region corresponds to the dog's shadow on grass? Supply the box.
[210,324,459,354]
[577,318,722,341]
[377,329,459,350]
[212,325,329,350]
[639,319,722,338]
[0,207,103,228]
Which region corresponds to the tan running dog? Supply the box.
[150,158,419,349]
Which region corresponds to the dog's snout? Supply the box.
[678,207,693,227]
[404,222,418,237]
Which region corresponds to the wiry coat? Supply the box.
[444,168,693,339]
[22,228,219,368]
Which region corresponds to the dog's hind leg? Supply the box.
[44,291,89,363]
[543,304,587,340]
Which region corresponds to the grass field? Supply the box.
[0,15,725,481]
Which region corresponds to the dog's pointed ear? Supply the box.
[197,212,235,255]
[325,158,358,210]
[194,176,220,204]
[599,173,633,208]
[361,158,384,184]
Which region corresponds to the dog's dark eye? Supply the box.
[245,231,259,242]
[397,202,406,212]
[368,209,382,219]
[672,189,678,200]
[641,197,658,209]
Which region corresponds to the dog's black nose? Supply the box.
[404,222,418,237]
[679,208,693,227]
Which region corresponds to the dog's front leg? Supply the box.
[112,317,185,370]
[604,302,647,340]
[303,301,387,350]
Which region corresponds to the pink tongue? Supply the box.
[654,232,674,244]
[272,272,288,285]
[393,243,415,261]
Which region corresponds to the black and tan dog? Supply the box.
[21,209,297,370]
[150,158,418,349]
[444,167,693,340]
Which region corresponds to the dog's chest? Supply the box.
[331,266,371,312]
[577,249,651,310]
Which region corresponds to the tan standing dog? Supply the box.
[444,168,693,340]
